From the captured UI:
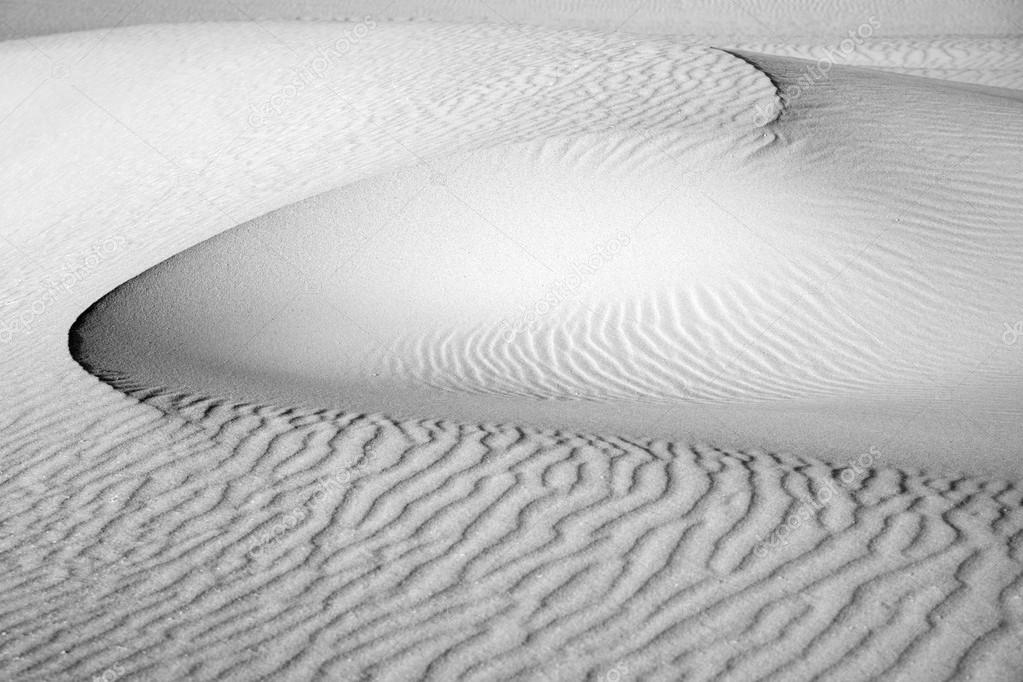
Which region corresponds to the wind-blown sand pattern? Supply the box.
[73,43,1023,473]
[2,5,1023,682]
[4,381,1023,680]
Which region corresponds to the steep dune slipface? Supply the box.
[2,17,1023,682]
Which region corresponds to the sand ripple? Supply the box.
[2,378,1023,679]
[2,16,1022,682]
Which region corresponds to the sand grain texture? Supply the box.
[2,10,1023,682]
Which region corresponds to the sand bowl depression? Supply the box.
[71,48,1023,477]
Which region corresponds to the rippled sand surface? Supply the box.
[2,5,1023,681]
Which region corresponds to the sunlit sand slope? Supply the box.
[73,51,1023,475]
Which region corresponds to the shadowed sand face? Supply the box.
[71,52,1023,477]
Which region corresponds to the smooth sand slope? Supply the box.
[2,13,1023,682]
[72,43,1023,475]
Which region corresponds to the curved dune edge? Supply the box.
[1,18,1022,682]
[71,47,1023,476]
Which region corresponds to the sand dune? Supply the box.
[747,37,1023,89]
[2,9,1023,682]
[72,47,1023,475]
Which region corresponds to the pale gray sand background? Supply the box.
[2,3,1023,681]
[2,0,1021,39]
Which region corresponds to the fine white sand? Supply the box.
[4,0,1022,41]
[2,5,1023,681]
[74,46,1023,475]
